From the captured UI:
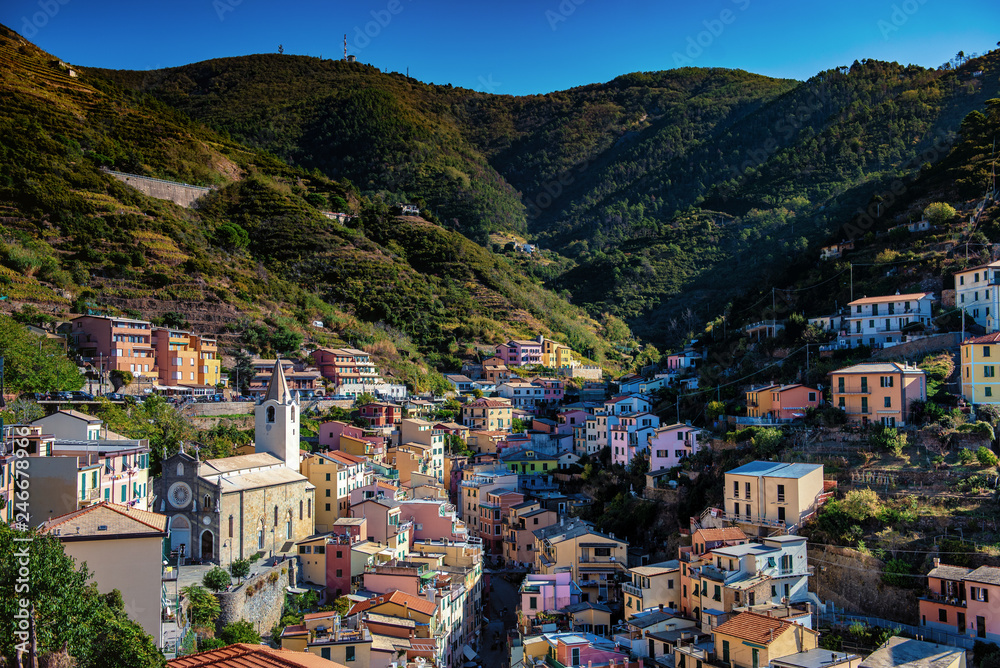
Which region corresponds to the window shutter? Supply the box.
[986,588,990,603]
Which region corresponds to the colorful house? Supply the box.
[70,314,156,378]
[955,260,1000,333]
[496,338,543,367]
[920,560,1000,642]
[461,397,512,431]
[746,384,821,421]
[829,362,927,427]
[357,401,401,428]
[704,611,818,668]
[648,423,703,471]
[725,462,826,529]
[839,292,935,349]
[961,333,1000,404]
[623,560,680,619]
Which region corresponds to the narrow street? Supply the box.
[477,570,522,668]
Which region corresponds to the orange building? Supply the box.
[746,384,821,420]
[71,315,155,377]
[152,328,221,391]
[829,362,926,427]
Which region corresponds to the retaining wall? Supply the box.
[105,169,214,208]
[216,559,297,637]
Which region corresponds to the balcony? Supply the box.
[579,554,620,564]
[622,582,644,597]
[922,593,967,608]
[835,387,872,395]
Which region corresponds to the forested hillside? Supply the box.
[95,47,1000,345]
[0,25,619,386]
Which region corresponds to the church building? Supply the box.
[155,360,315,565]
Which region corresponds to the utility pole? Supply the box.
[849,263,854,302]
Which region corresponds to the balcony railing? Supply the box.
[622,582,643,597]
[922,593,967,608]
[835,387,872,395]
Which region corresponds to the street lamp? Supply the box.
[223,539,233,566]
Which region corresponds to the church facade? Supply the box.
[155,361,315,566]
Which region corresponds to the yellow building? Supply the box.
[704,611,818,668]
[281,610,373,666]
[534,517,628,603]
[724,462,825,528]
[829,361,926,427]
[962,333,1000,404]
[623,561,680,619]
[461,398,513,431]
[193,334,221,388]
[296,534,330,587]
[398,419,445,482]
[541,338,574,368]
[301,451,372,533]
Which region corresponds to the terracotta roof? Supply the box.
[713,611,811,646]
[347,590,437,617]
[168,643,346,667]
[848,292,931,306]
[40,501,167,537]
[465,398,511,408]
[964,333,1000,345]
[693,527,747,543]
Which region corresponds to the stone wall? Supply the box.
[216,558,297,637]
[105,169,214,208]
[872,332,961,359]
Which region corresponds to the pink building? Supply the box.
[546,632,636,668]
[350,480,403,505]
[496,339,543,367]
[318,420,365,449]
[532,377,565,403]
[648,424,703,471]
[520,572,578,623]
[480,489,524,558]
[920,561,1000,643]
[610,412,660,466]
[358,402,401,427]
[557,409,590,436]
[324,533,356,598]
[363,563,423,597]
[398,498,468,543]
[350,498,406,547]
[665,351,700,371]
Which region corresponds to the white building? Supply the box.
[955,261,1000,333]
[838,292,935,349]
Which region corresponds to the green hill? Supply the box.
[94,48,1000,345]
[0,25,620,387]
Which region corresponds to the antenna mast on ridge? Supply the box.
[343,34,347,61]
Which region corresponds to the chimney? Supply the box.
[933,557,941,568]
[659,604,664,612]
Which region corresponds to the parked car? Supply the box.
[70,391,94,401]
[19,392,48,402]
[105,393,125,401]
[51,391,73,402]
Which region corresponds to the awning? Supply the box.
[463,645,477,661]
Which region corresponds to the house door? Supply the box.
[978,616,986,638]
[777,507,786,523]
[752,648,759,668]
[958,612,965,635]
[201,530,214,562]
[649,638,655,658]
[748,592,755,606]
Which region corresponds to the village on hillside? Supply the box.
[13,210,1000,668]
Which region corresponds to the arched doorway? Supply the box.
[169,516,190,558]
[201,530,214,562]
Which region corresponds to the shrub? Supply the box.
[958,448,976,464]
[219,620,261,645]
[203,566,231,592]
[977,446,998,467]
[229,558,251,584]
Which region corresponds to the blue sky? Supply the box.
[3,0,998,95]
